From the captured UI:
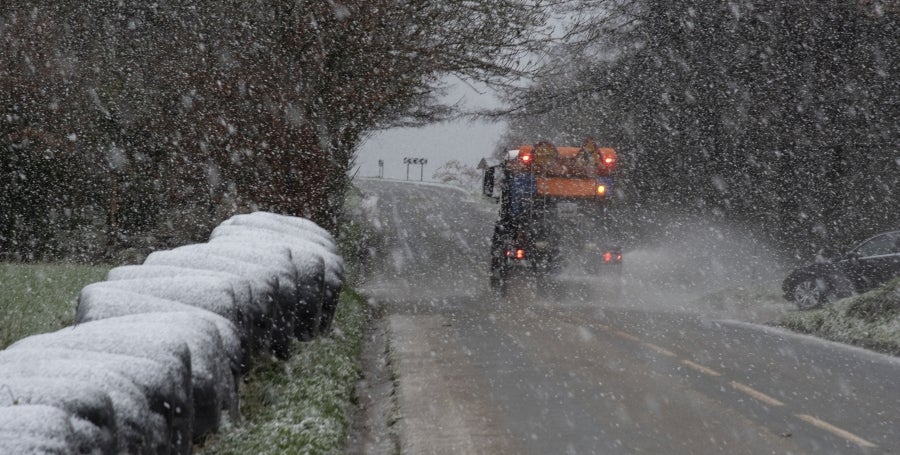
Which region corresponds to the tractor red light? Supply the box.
[603,252,613,263]
[515,249,526,259]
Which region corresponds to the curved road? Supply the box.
[353,178,899,455]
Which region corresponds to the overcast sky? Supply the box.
[355,81,505,181]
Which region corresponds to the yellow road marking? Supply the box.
[597,322,876,449]
[729,381,784,407]
[643,342,677,357]
[795,414,877,448]
[680,359,721,377]
[613,330,641,342]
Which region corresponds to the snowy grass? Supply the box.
[0,262,109,348]
[778,277,900,355]
[196,288,367,454]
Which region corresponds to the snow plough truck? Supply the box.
[482,139,622,296]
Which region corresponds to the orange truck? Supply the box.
[482,138,621,295]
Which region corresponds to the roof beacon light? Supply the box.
[519,149,533,164]
[599,148,617,170]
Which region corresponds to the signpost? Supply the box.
[378,159,384,178]
[403,157,428,181]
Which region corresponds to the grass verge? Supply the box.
[197,287,368,454]
[0,262,109,348]
[777,277,900,355]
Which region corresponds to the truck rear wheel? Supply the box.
[490,257,510,297]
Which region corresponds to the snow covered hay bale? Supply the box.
[141,250,284,357]
[0,405,81,455]
[155,242,302,355]
[76,285,243,373]
[85,276,255,356]
[0,377,117,454]
[7,334,191,453]
[10,314,232,441]
[220,212,338,254]
[0,357,168,454]
[203,237,325,341]
[210,224,344,333]
[79,312,238,425]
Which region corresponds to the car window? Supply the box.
[856,234,898,257]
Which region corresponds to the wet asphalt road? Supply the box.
[355,178,900,455]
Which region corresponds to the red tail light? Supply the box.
[603,252,613,263]
[506,249,526,259]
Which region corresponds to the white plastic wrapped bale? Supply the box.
[204,238,325,341]
[141,250,282,358]
[86,276,254,356]
[11,316,229,440]
[76,285,244,373]
[79,313,238,423]
[7,336,189,454]
[209,223,343,293]
[232,211,335,243]
[161,243,299,355]
[0,405,80,455]
[221,212,338,254]
[106,264,255,328]
[210,224,344,333]
[0,378,116,454]
[0,359,167,454]
[0,349,187,454]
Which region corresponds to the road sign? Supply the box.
[404,157,427,181]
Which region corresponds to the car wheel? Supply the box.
[792,278,827,310]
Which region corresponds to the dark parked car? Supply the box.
[783,230,900,309]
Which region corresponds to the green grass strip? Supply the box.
[0,262,109,348]
[198,288,368,454]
